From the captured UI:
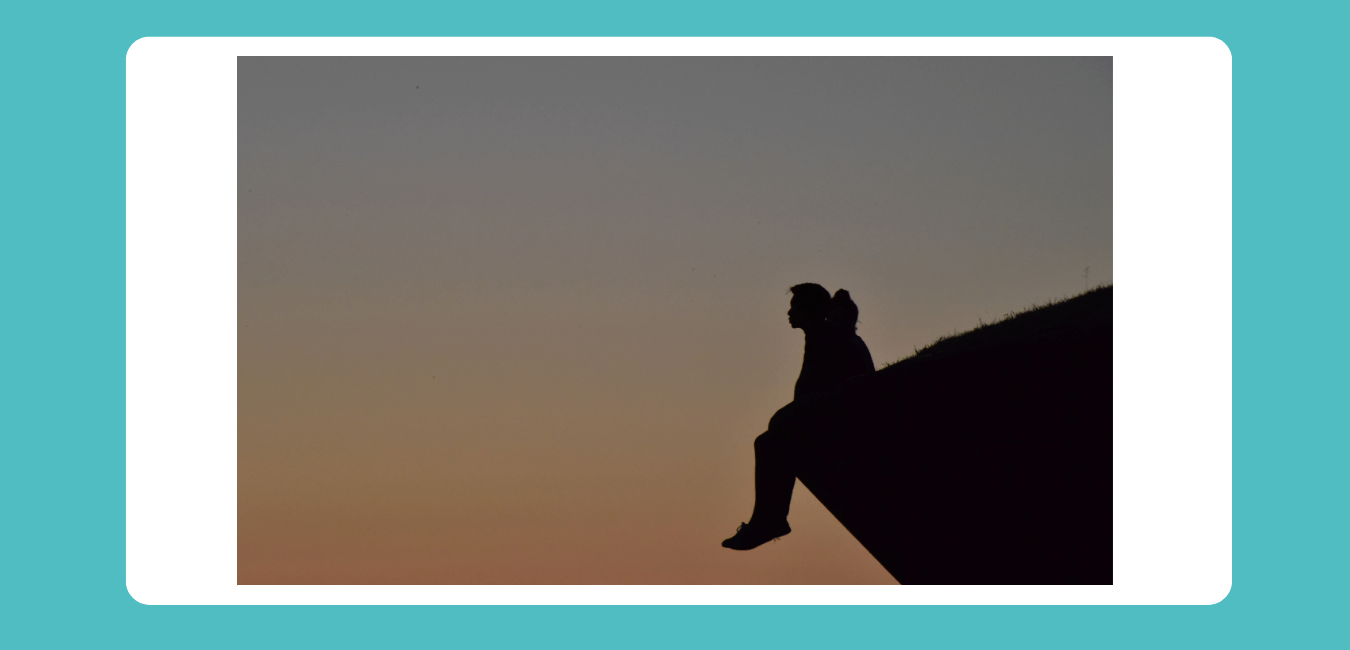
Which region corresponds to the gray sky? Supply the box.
[238,56,1111,584]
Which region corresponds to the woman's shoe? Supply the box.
[721,520,792,550]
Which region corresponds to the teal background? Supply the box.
[2,0,1343,647]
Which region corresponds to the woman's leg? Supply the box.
[749,429,796,525]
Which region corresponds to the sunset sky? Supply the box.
[237,56,1112,584]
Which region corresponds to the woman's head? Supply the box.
[828,289,860,333]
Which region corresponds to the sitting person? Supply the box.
[722,285,876,550]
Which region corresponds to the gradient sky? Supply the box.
[238,56,1111,584]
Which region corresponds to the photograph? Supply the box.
[236,55,1113,585]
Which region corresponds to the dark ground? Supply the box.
[780,286,1113,584]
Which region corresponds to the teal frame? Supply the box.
[4,1,1342,647]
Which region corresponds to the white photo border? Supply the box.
[126,37,1232,605]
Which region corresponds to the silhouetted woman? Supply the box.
[722,286,876,550]
[825,289,876,386]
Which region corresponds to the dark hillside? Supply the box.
[906,284,1112,361]
[776,286,1112,584]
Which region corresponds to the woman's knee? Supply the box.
[754,430,778,454]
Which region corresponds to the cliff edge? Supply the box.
[779,286,1112,584]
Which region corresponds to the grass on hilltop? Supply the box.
[885,284,1113,367]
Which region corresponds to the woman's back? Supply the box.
[836,328,875,381]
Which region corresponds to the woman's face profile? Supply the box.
[787,297,820,330]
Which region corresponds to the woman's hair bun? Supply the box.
[828,289,859,331]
